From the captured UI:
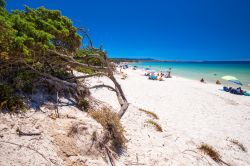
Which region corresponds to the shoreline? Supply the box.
[131,67,250,92]
[126,64,250,91]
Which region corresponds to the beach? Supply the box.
[88,68,250,166]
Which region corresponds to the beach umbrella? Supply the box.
[221,75,243,86]
[221,75,238,81]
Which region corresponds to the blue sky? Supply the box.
[6,0,250,61]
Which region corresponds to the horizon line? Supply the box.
[110,58,250,62]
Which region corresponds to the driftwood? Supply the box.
[16,128,42,136]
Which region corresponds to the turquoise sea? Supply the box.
[132,61,250,90]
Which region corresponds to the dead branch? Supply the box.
[16,128,42,136]
[48,50,106,71]
[24,62,77,89]
[77,28,93,48]
[102,52,129,118]
[90,84,117,93]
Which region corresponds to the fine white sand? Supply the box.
[88,68,250,166]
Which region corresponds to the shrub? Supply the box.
[145,120,163,132]
[76,67,94,74]
[14,71,36,93]
[90,108,126,151]
[0,84,26,112]
[78,98,89,111]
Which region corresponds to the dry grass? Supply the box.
[198,144,221,162]
[90,108,126,150]
[229,139,247,152]
[139,108,159,119]
[67,123,87,137]
[145,120,163,132]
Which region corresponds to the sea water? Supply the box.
[132,61,250,90]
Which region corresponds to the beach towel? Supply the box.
[244,92,250,96]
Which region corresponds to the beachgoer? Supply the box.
[157,76,163,81]
[216,80,221,85]
[166,70,171,78]
[200,78,205,83]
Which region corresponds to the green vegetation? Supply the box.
[0,0,105,112]
[78,98,90,111]
[0,84,26,112]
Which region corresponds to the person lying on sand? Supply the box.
[157,76,163,81]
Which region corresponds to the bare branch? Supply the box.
[101,52,129,118]
[24,62,77,88]
[77,28,93,48]
[89,84,117,93]
[48,50,106,71]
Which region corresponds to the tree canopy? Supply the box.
[0,1,128,118]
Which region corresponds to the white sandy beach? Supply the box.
[1,68,250,166]
[88,68,250,166]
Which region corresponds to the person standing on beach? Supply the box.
[166,68,172,78]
